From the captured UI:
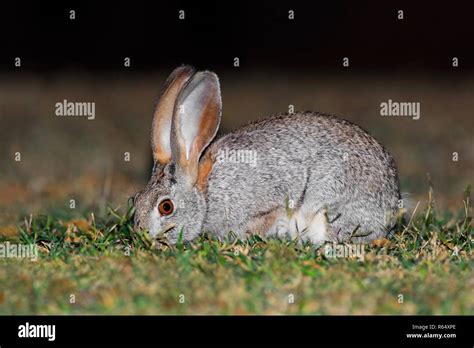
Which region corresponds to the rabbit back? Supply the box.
[201,111,401,243]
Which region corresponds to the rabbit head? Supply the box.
[133,65,221,243]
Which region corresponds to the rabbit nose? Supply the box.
[134,214,143,229]
[129,193,139,206]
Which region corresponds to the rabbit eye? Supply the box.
[158,199,174,216]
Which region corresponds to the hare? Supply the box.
[133,65,401,246]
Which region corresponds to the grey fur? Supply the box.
[134,66,401,245]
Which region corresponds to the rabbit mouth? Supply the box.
[156,223,177,238]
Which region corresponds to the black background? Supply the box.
[0,0,473,72]
[0,315,472,346]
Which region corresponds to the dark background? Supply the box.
[1,0,474,72]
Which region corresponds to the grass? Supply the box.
[0,187,472,315]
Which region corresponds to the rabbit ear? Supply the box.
[151,65,196,164]
[171,71,221,186]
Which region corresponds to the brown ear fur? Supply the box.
[151,65,195,164]
[196,151,215,192]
